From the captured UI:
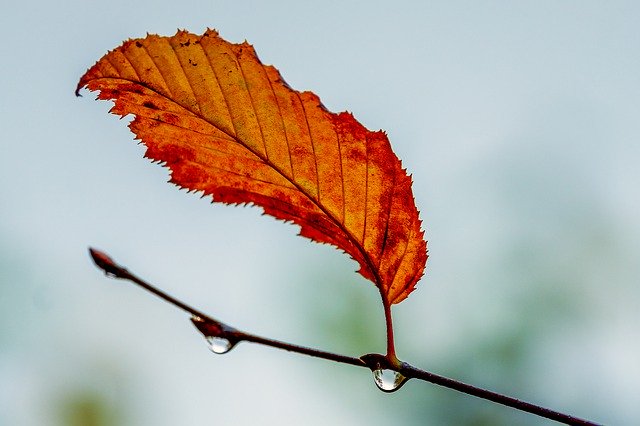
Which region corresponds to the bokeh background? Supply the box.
[2,1,639,425]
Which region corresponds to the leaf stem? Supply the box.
[88,248,601,426]
[381,295,398,364]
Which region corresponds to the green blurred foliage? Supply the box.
[57,391,120,426]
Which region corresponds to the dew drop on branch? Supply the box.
[372,369,406,392]
[205,336,235,354]
[190,315,236,354]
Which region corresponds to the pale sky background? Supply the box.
[1,1,639,425]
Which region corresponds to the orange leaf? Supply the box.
[77,30,427,305]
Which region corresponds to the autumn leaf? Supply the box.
[77,29,427,305]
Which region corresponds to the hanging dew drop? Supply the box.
[190,315,237,354]
[205,336,234,354]
[373,369,406,392]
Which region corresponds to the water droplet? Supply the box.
[372,369,406,392]
[205,336,234,354]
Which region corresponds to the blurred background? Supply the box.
[1,1,639,425]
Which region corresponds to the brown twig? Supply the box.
[88,247,601,426]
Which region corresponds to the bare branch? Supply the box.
[88,248,601,426]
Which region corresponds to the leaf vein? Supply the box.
[183,159,295,191]
[388,213,414,296]
[296,92,320,201]
[337,128,346,226]
[199,43,238,138]
[264,69,295,180]
[362,133,369,244]
[236,58,269,160]
[378,168,397,265]
[166,41,202,115]
[140,44,174,99]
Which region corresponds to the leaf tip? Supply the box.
[75,74,90,97]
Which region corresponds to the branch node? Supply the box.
[360,353,408,392]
